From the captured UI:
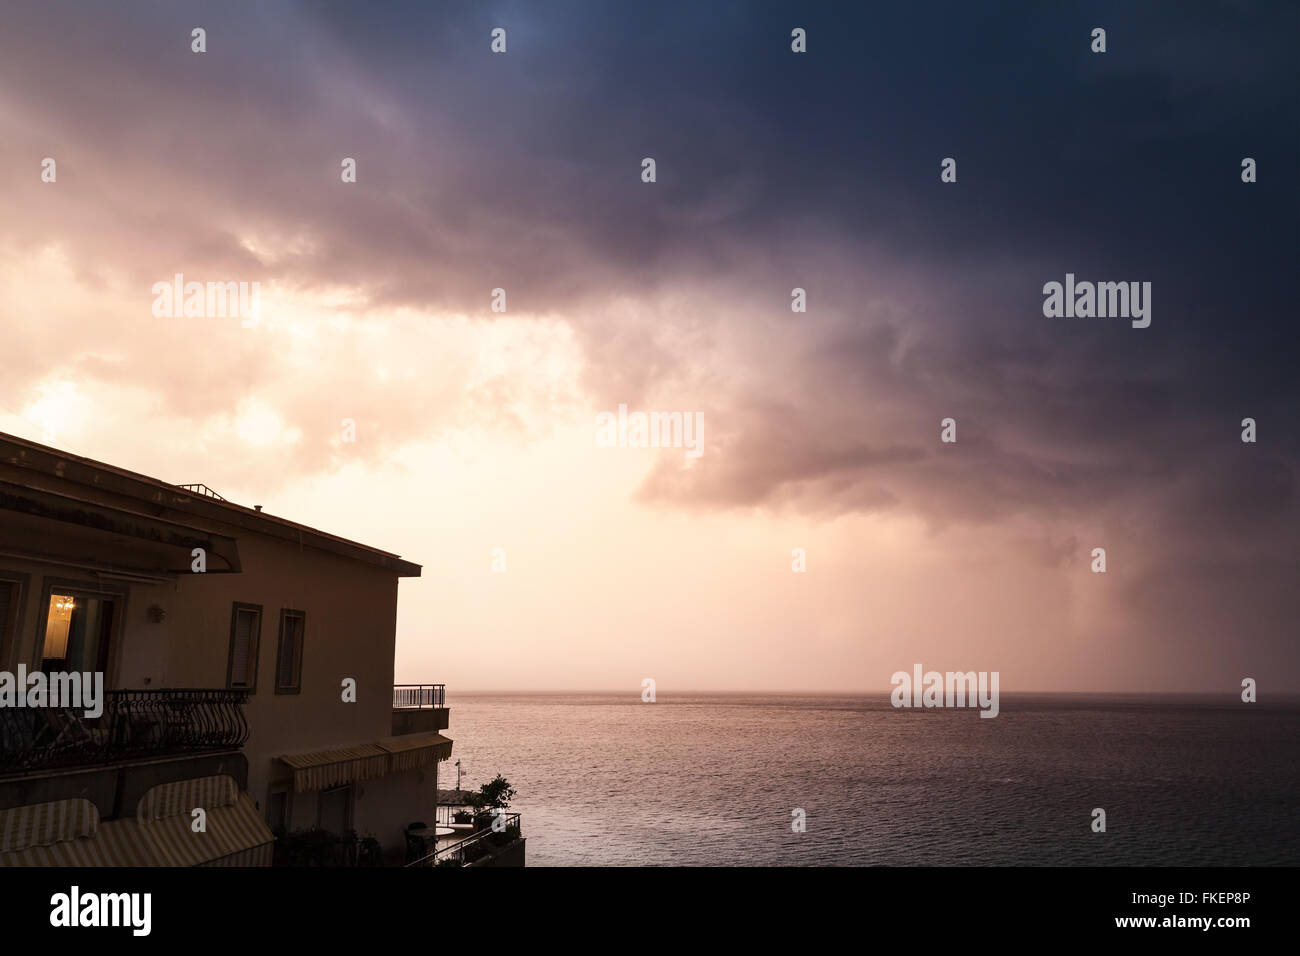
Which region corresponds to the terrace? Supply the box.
[0,687,251,821]
[406,812,524,868]
[0,687,249,775]
[391,682,449,736]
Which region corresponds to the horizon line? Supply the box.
[429,687,1298,698]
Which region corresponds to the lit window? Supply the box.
[42,593,76,660]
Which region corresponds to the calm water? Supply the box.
[439,693,1300,866]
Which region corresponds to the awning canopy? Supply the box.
[280,743,391,792]
[90,793,274,867]
[280,734,454,791]
[378,732,453,772]
[136,774,237,821]
[0,798,98,855]
[0,779,274,867]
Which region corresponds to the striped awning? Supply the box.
[107,792,274,866]
[0,798,98,854]
[378,732,453,772]
[279,743,390,792]
[136,774,237,821]
[0,789,274,867]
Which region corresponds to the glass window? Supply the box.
[42,593,75,660]
[275,610,305,692]
[41,591,113,673]
[0,581,15,663]
[228,605,260,689]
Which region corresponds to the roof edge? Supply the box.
[0,432,422,578]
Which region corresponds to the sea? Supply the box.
[438,692,1300,866]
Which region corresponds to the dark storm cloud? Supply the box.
[1,1,1295,678]
[5,1,1294,322]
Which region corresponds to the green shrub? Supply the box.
[464,774,516,814]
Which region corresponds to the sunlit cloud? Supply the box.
[0,0,1294,691]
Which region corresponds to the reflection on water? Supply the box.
[439,693,1300,866]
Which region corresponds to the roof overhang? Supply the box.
[0,480,241,575]
[0,433,420,577]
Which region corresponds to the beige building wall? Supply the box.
[1,537,411,806]
[0,481,440,858]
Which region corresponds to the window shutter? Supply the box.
[277,612,303,689]
[230,608,256,686]
[0,582,12,655]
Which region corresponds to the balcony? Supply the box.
[0,688,250,819]
[0,688,249,775]
[406,813,524,868]
[391,683,449,735]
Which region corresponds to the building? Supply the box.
[0,431,462,865]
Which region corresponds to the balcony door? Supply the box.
[0,579,15,668]
[39,587,117,676]
[317,785,353,836]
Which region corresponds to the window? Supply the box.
[43,593,76,661]
[267,785,291,831]
[0,580,14,666]
[227,603,262,691]
[317,785,352,835]
[40,589,115,674]
[275,609,305,694]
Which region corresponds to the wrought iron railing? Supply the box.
[393,684,445,709]
[0,688,249,774]
[435,804,472,827]
[177,483,226,501]
[407,813,522,868]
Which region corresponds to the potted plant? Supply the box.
[464,774,516,832]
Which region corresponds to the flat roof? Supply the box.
[0,431,421,577]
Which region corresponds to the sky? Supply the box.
[0,1,1296,693]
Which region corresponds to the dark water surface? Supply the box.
[439,693,1300,866]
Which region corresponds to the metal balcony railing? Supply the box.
[176,483,226,501]
[406,813,522,868]
[393,684,445,709]
[0,688,249,774]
